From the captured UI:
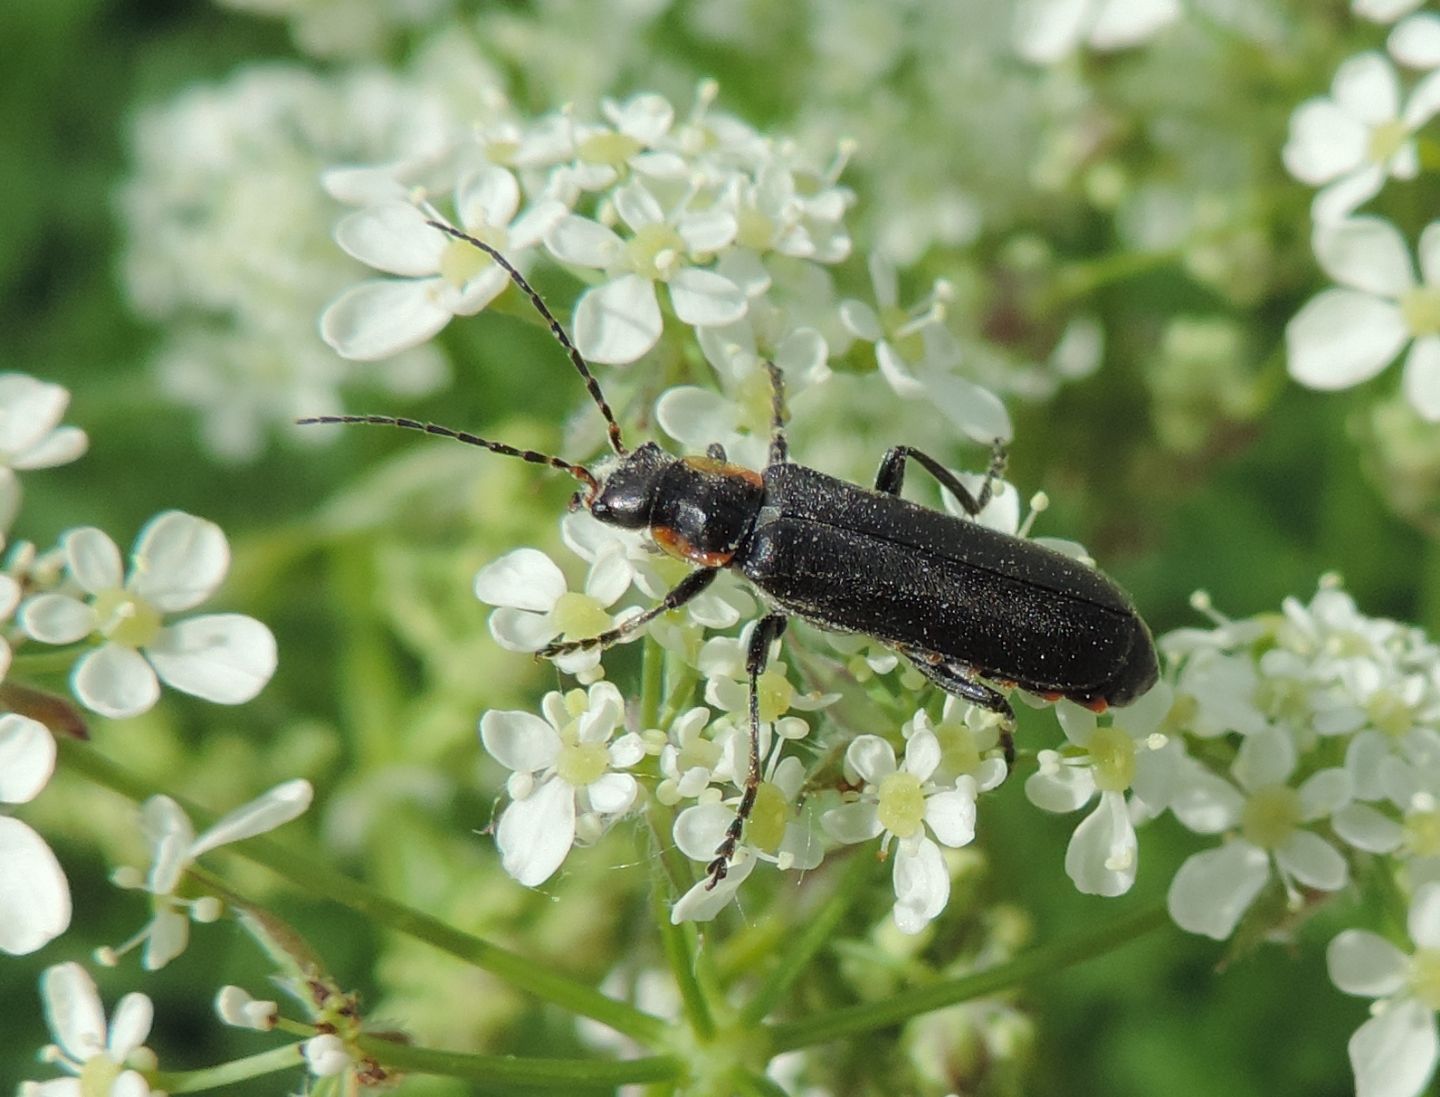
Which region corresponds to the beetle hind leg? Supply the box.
[706,612,788,889]
[901,650,1016,767]
[874,441,1008,516]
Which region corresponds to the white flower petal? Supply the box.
[1298,767,1352,819]
[574,275,663,365]
[1390,13,1440,69]
[0,374,67,455]
[142,907,190,971]
[1287,289,1409,390]
[1166,841,1271,939]
[845,735,897,785]
[147,614,277,705]
[489,607,560,652]
[1276,830,1348,890]
[0,714,56,804]
[130,511,229,612]
[670,852,755,923]
[320,278,453,362]
[1013,0,1090,63]
[821,799,882,844]
[14,425,87,470]
[107,992,155,1056]
[190,779,313,858]
[496,776,576,886]
[1404,67,1440,126]
[584,548,632,607]
[1168,763,1245,833]
[456,167,520,233]
[674,802,733,860]
[480,709,561,773]
[1088,0,1179,49]
[112,1071,152,1097]
[1409,881,1440,949]
[1026,762,1096,814]
[1315,217,1416,296]
[924,786,977,848]
[142,795,195,895]
[0,819,71,955]
[1065,792,1138,897]
[546,215,624,269]
[1403,337,1440,420]
[1328,929,1409,997]
[667,268,748,328]
[474,548,567,613]
[65,527,122,594]
[1358,0,1424,22]
[1348,999,1438,1097]
[892,836,948,934]
[19,593,95,644]
[1283,100,1368,184]
[1333,802,1404,853]
[902,729,941,781]
[73,644,161,719]
[586,772,637,815]
[655,386,737,448]
[1334,53,1401,126]
[924,372,1015,445]
[41,962,105,1057]
[334,202,442,276]
[613,181,665,233]
[1313,165,1389,224]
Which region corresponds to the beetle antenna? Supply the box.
[296,414,600,498]
[426,220,627,457]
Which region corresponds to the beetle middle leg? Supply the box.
[706,611,788,889]
[874,441,1007,516]
[539,567,719,658]
[901,648,1016,767]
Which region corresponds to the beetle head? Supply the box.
[589,442,674,528]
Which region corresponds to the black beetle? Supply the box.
[302,222,1159,887]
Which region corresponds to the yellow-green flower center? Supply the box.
[439,224,506,287]
[734,207,775,252]
[91,589,162,649]
[933,720,981,781]
[552,592,611,642]
[1254,677,1309,725]
[1402,285,1440,338]
[756,668,795,724]
[557,738,609,787]
[1089,725,1137,793]
[876,771,926,839]
[577,131,642,167]
[1369,689,1416,738]
[625,222,685,281]
[1240,783,1302,850]
[1411,949,1440,1010]
[678,734,722,774]
[80,1054,123,1097]
[1368,119,1409,164]
[746,781,789,855]
[1405,807,1440,859]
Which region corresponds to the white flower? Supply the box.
[1391,13,1440,71]
[1025,684,1174,897]
[1328,881,1440,1097]
[546,178,747,364]
[839,252,1011,445]
[215,985,278,1031]
[0,714,71,955]
[304,1033,353,1077]
[670,747,823,924]
[698,627,836,726]
[473,545,635,676]
[1013,0,1180,64]
[1166,727,1352,940]
[1357,0,1426,25]
[480,683,645,886]
[321,168,566,360]
[1281,53,1440,223]
[109,780,313,970]
[0,374,88,532]
[19,511,278,719]
[1286,217,1440,420]
[902,696,1010,793]
[23,962,156,1097]
[822,730,980,934]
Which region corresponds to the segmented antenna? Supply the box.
[295,415,599,497]
[426,220,627,457]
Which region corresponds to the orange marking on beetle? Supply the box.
[653,525,734,567]
[1081,697,1110,714]
[682,455,764,488]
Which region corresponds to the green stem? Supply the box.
[737,853,869,1026]
[354,1035,682,1088]
[766,901,1170,1052]
[655,884,716,1040]
[58,740,667,1045]
[640,637,664,728]
[9,648,85,676]
[151,1044,307,1093]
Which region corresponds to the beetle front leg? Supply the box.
[539,568,719,658]
[901,649,1016,767]
[874,441,1007,516]
[706,612,788,888]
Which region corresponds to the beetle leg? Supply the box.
[539,568,719,657]
[901,650,1016,767]
[763,359,789,466]
[873,441,1008,517]
[706,612,788,888]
